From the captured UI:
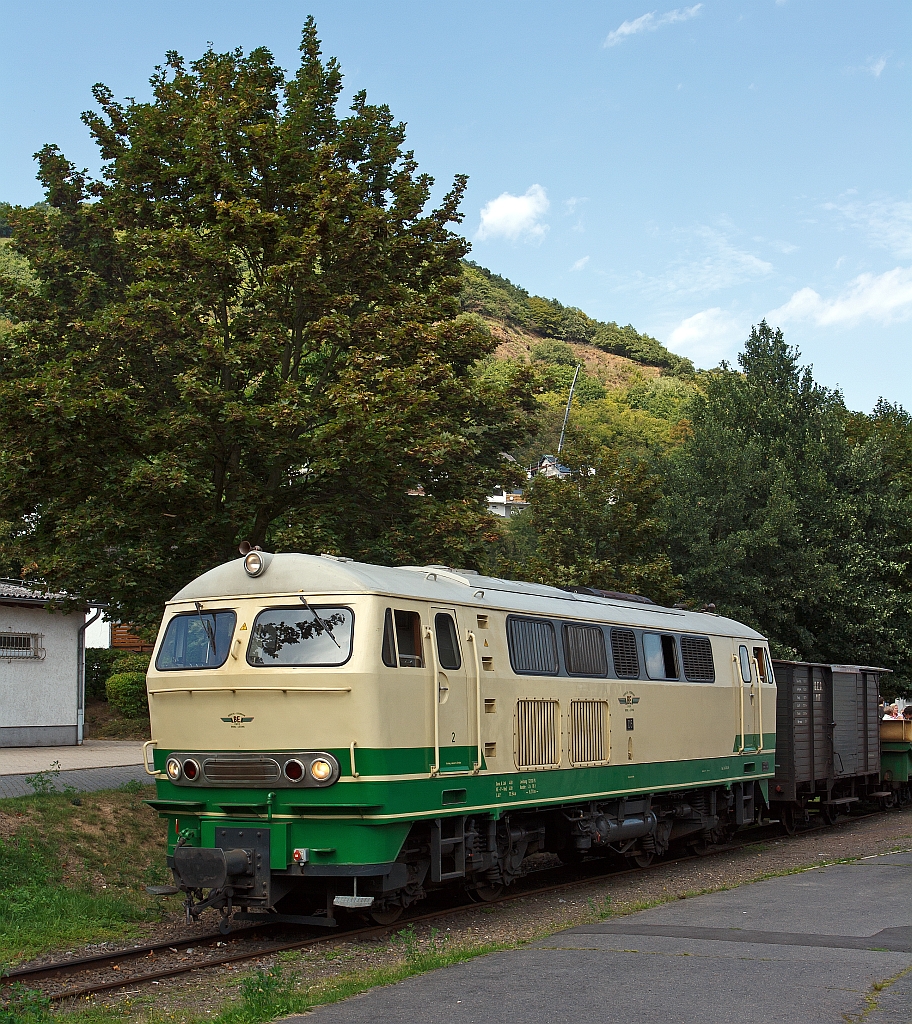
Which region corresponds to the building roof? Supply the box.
[169,553,766,642]
[0,580,69,607]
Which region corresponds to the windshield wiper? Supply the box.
[194,601,218,653]
[299,596,341,649]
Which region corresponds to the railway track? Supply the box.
[0,811,880,1005]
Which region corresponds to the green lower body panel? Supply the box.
[152,745,774,869]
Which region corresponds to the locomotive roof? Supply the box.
[170,553,765,641]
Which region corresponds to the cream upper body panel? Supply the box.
[148,555,772,762]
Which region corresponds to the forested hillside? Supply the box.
[460,261,694,375]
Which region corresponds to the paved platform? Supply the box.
[287,851,912,1024]
[0,740,150,799]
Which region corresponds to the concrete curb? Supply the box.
[0,764,153,799]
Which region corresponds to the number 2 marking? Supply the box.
[452,732,456,743]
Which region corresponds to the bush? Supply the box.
[105,672,149,718]
[113,652,152,674]
[85,649,123,701]
[85,650,151,701]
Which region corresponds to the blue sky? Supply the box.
[2,1,909,411]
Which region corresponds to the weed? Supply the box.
[225,966,297,1024]
[118,780,144,796]
[0,983,51,1024]
[24,763,61,797]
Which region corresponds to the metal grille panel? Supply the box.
[507,617,559,675]
[610,629,640,678]
[515,699,561,769]
[569,700,609,766]
[203,757,281,784]
[564,625,608,676]
[0,633,38,659]
[680,636,715,681]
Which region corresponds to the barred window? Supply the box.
[563,624,608,676]
[507,616,558,675]
[0,633,42,660]
[680,635,715,682]
[610,628,640,678]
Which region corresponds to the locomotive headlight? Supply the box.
[182,758,200,781]
[310,758,332,782]
[284,759,305,782]
[244,551,264,576]
[166,757,182,781]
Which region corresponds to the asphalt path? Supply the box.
[283,850,912,1024]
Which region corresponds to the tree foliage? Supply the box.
[0,22,531,628]
[492,435,682,605]
[662,322,912,685]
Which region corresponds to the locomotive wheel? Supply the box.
[880,792,896,811]
[370,905,404,925]
[626,851,654,869]
[473,883,505,902]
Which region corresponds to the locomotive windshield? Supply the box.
[247,605,353,667]
[156,610,236,670]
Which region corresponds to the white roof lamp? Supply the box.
[238,541,274,578]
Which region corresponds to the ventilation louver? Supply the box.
[515,699,561,769]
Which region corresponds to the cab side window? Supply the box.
[739,644,752,683]
[434,613,461,670]
[381,609,424,668]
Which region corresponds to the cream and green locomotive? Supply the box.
[145,552,776,929]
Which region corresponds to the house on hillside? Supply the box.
[0,581,95,747]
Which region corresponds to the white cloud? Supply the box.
[652,227,773,297]
[769,267,912,328]
[570,256,590,272]
[825,196,912,259]
[604,4,702,47]
[476,185,549,242]
[667,307,744,365]
[865,55,887,77]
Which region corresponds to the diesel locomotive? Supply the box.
[144,552,777,930]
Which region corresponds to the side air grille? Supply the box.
[610,629,640,678]
[515,699,561,769]
[507,617,559,675]
[569,700,610,766]
[203,757,281,784]
[680,636,715,682]
[564,624,608,676]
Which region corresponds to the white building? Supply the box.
[0,582,97,747]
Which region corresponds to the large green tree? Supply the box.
[662,322,912,683]
[0,22,531,628]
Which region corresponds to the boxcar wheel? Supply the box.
[821,803,839,825]
[780,805,798,835]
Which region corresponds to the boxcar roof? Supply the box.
[771,658,891,674]
[169,553,765,641]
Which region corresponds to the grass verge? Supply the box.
[0,787,169,964]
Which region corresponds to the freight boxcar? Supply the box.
[769,660,890,830]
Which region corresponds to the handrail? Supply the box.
[350,740,360,780]
[733,653,745,754]
[148,686,351,695]
[467,630,482,774]
[142,740,160,777]
[424,624,441,777]
[752,656,764,753]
